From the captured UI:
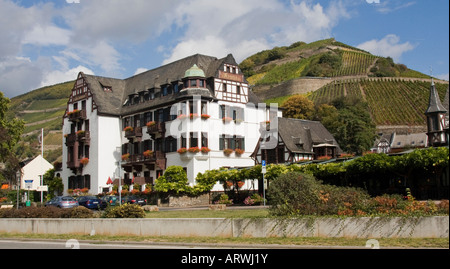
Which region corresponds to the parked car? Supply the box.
[101,195,119,206]
[45,196,79,209]
[77,196,106,210]
[121,195,147,206]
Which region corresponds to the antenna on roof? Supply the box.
[430,66,434,85]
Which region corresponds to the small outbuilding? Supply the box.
[20,155,54,191]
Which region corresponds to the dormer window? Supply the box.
[182,64,206,89]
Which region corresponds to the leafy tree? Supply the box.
[154,166,190,195]
[43,168,64,199]
[1,91,25,183]
[282,94,315,119]
[328,97,376,155]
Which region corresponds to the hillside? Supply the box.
[8,81,73,164]
[241,38,449,132]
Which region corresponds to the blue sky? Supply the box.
[0,0,448,98]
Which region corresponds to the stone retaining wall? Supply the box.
[0,216,448,238]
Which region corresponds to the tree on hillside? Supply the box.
[329,97,376,155]
[282,94,315,119]
[1,92,25,184]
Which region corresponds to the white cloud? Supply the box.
[357,34,415,62]
[41,65,94,87]
[21,25,72,46]
[163,0,350,64]
[0,56,45,98]
[134,68,149,76]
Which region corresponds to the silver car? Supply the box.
[45,196,79,208]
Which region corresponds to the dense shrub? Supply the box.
[318,184,372,216]
[269,172,323,216]
[101,203,145,218]
[268,171,449,217]
[0,206,95,218]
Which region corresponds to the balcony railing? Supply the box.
[122,151,165,165]
[125,126,143,139]
[67,109,87,122]
[146,122,165,134]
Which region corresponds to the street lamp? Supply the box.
[15,170,21,209]
[116,147,122,206]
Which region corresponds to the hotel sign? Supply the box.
[219,71,244,82]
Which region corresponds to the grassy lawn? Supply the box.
[0,232,447,248]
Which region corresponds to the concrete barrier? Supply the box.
[0,216,448,238]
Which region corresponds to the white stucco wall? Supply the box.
[20,155,54,191]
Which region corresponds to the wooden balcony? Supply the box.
[77,130,90,145]
[122,151,166,171]
[125,126,143,140]
[65,133,77,146]
[68,109,87,122]
[146,122,165,134]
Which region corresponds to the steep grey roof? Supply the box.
[81,53,243,116]
[83,74,126,116]
[390,132,427,149]
[425,81,447,114]
[124,54,221,97]
[277,117,342,154]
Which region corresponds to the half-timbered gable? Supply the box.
[252,117,342,164]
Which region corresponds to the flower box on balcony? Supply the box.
[80,157,89,165]
[143,150,154,157]
[177,114,187,120]
[67,109,80,116]
[121,153,130,161]
[223,148,233,156]
[188,147,200,153]
[189,113,199,119]
[177,148,187,154]
[201,114,210,120]
[146,121,156,127]
[200,147,211,153]
[222,117,233,123]
[123,126,134,132]
[235,148,245,155]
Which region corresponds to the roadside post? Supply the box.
[261,160,266,206]
[24,180,33,207]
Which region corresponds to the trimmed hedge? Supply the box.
[0,206,94,218]
[101,203,145,218]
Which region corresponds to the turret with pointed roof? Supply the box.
[425,79,448,146]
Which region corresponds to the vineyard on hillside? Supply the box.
[331,51,377,77]
[309,78,449,126]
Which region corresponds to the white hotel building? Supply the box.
[61,54,283,194]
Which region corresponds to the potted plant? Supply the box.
[123,126,133,132]
[121,153,130,161]
[189,113,199,119]
[146,121,156,127]
[177,147,187,154]
[201,114,210,120]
